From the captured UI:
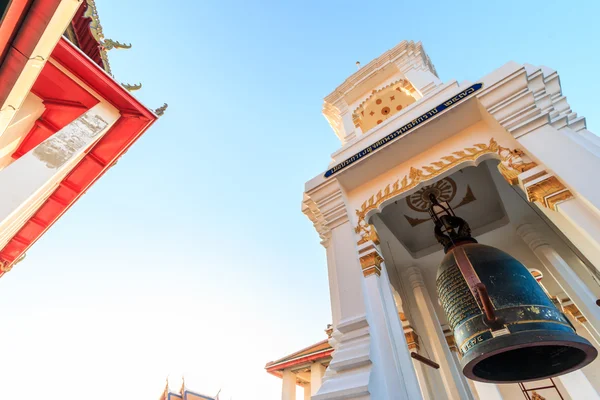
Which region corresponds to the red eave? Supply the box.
[0,37,158,276]
[0,0,62,104]
[265,339,333,375]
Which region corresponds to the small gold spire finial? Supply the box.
[155,103,168,117]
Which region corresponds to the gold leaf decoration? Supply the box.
[354,138,537,244]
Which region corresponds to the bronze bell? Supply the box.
[429,194,597,383]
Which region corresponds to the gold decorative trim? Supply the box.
[355,138,535,244]
[355,224,379,245]
[563,303,587,324]
[495,146,537,184]
[360,253,383,277]
[404,184,475,227]
[445,334,457,352]
[407,177,457,212]
[531,392,546,400]
[526,176,573,211]
[0,260,12,273]
[84,0,111,74]
[122,82,142,92]
[155,103,168,117]
[352,79,417,128]
[405,330,419,351]
[103,39,132,50]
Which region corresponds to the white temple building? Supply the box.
[296,40,600,400]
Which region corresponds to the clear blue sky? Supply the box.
[0,1,599,399]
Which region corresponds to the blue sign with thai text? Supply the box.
[324,83,484,178]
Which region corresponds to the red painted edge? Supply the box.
[0,0,61,106]
[0,0,31,62]
[265,349,333,373]
[0,37,158,276]
[51,38,156,120]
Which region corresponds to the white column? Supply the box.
[303,180,422,400]
[556,198,600,261]
[516,223,600,343]
[282,369,296,400]
[407,338,434,400]
[361,253,423,399]
[303,384,311,400]
[310,363,325,395]
[405,266,474,400]
[517,124,600,211]
[558,370,600,399]
[472,382,503,400]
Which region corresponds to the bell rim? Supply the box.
[461,329,598,383]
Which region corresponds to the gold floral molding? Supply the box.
[355,138,537,244]
[356,224,380,245]
[525,175,573,211]
[352,79,417,132]
[531,392,546,400]
[84,0,132,76]
[405,330,419,352]
[563,303,587,324]
[359,253,383,277]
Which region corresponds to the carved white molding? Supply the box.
[515,223,550,251]
[480,64,586,139]
[302,179,349,246]
[405,266,426,290]
[322,41,438,143]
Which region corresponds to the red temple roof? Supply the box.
[0,36,157,275]
[265,339,333,377]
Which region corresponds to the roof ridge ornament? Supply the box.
[155,103,168,117]
[102,38,132,51]
[122,82,142,92]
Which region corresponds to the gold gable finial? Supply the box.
[102,38,132,51]
[122,82,142,92]
[155,103,168,117]
[83,0,113,75]
[180,376,185,395]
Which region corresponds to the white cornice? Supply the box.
[324,41,437,106]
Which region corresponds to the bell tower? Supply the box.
[322,41,441,144]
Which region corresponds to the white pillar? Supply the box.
[405,266,474,400]
[516,223,600,343]
[558,370,600,399]
[361,254,423,399]
[408,342,434,400]
[556,198,600,262]
[303,180,422,400]
[310,363,325,395]
[303,384,311,400]
[472,382,503,400]
[516,124,600,211]
[282,369,296,400]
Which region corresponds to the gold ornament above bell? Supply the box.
[428,194,597,383]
